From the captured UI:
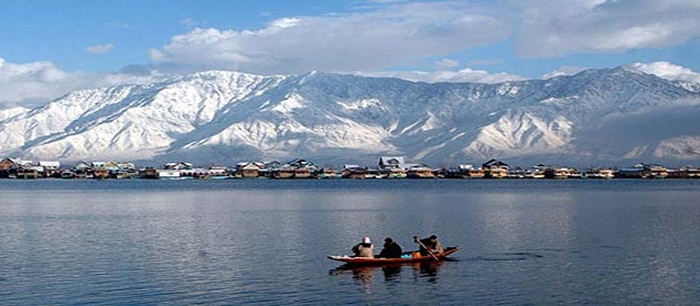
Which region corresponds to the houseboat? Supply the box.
[648,165,668,179]
[273,167,296,179]
[524,169,545,179]
[193,166,230,179]
[139,167,159,179]
[406,166,436,179]
[93,168,110,180]
[157,169,186,180]
[363,168,384,179]
[317,168,342,179]
[16,167,41,179]
[236,162,263,178]
[545,167,571,179]
[114,170,137,179]
[588,169,615,179]
[384,167,407,179]
[482,159,509,179]
[293,167,313,179]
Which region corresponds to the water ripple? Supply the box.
[2,180,700,305]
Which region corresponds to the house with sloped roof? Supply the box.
[379,156,405,169]
[0,157,19,178]
[163,162,193,170]
[482,159,509,179]
[286,158,317,169]
[236,162,264,178]
[39,161,61,178]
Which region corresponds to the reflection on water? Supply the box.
[329,260,445,288]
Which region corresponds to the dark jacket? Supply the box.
[377,241,403,258]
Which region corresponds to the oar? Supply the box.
[413,236,439,261]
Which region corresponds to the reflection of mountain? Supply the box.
[2,67,700,166]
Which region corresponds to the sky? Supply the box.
[1,0,700,108]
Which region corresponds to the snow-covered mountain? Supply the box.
[2,67,700,167]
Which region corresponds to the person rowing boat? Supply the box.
[414,235,444,259]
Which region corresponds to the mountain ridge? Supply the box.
[1,67,700,167]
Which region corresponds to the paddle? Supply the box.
[413,236,439,261]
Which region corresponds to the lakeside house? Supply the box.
[544,167,572,179]
[406,165,436,179]
[384,167,407,179]
[616,163,668,179]
[377,156,408,178]
[15,161,43,179]
[0,157,18,178]
[341,165,365,179]
[457,164,486,179]
[317,167,341,179]
[587,168,615,179]
[38,161,61,177]
[0,154,698,180]
[378,156,432,179]
[379,156,404,169]
[236,162,264,178]
[482,159,509,179]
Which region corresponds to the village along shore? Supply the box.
[1,156,698,180]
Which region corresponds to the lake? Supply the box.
[0,179,699,305]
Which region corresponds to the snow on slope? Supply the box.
[1,67,700,166]
[0,106,28,121]
[655,136,700,159]
[464,110,574,159]
[1,71,285,161]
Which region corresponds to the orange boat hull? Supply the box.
[327,246,459,265]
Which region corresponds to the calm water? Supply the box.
[0,179,699,305]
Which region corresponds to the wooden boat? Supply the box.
[327,246,459,265]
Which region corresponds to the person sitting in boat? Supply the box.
[416,235,444,256]
[377,237,403,258]
[351,236,375,258]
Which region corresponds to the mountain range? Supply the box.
[1,66,700,167]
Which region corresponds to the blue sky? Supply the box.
[1,0,699,107]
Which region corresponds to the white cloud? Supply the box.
[0,58,163,108]
[86,43,114,54]
[149,2,510,74]
[541,66,590,79]
[0,58,74,106]
[628,61,700,83]
[435,58,460,69]
[180,18,200,28]
[5,1,700,108]
[147,0,700,74]
[357,67,525,84]
[514,0,700,57]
